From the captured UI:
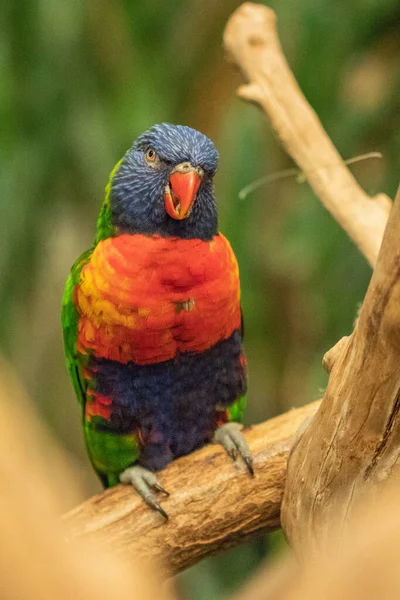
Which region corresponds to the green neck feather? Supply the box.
[95,158,123,245]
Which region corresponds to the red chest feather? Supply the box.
[75,234,241,364]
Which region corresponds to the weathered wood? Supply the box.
[64,402,319,573]
[222,0,400,555]
[282,186,400,552]
[223,3,391,267]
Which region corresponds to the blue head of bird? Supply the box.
[108,123,219,240]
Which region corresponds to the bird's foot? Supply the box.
[213,422,254,476]
[119,465,169,519]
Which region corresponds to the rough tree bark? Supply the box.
[64,2,397,569]
[282,184,400,552]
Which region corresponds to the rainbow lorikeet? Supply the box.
[62,124,252,518]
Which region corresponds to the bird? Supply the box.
[62,123,252,519]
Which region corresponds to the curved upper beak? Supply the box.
[164,163,202,220]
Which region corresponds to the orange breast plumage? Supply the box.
[75,233,241,365]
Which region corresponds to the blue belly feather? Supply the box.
[90,329,246,470]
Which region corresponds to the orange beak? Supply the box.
[164,170,202,220]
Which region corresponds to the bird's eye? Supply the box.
[145,148,157,162]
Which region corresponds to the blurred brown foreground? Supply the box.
[0,359,174,600]
[1,355,400,600]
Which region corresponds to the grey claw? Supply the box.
[229,448,238,461]
[213,422,254,476]
[244,455,254,477]
[119,465,169,518]
[151,501,169,520]
[152,483,170,496]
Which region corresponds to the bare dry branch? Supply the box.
[64,402,319,573]
[222,1,400,560]
[282,186,400,552]
[223,3,392,267]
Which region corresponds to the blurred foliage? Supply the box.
[1,0,399,598]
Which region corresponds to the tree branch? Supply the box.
[282,186,400,552]
[223,3,391,267]
[221,1,400,557]
[64,402,319,573]
[222,1,400,557]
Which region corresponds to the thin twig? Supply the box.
[224,3,391,266]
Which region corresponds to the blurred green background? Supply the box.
[1,0,399,597]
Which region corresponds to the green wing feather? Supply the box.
[61,249,93,408]
[62,246,140,487]
[227,306,247,423]
[227,394,247,422]
[62,155,141,487]
[62,157,121,403]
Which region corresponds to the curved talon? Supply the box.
[152,483,170,496]
[244,455,254,477]
[152,501,169,520]
[213,422,254,476]
[120,465,169,519]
